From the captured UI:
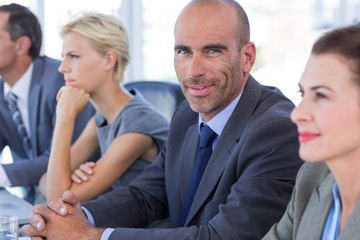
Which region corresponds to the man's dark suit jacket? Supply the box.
[83,76,303,239]
[0,56,96,202]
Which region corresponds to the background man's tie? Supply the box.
[6,92,33,157]
[180,124,217,226]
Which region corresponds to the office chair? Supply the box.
[124,80,185,121]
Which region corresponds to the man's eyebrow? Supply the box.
[174,45,190,51]
[174,44,228,52]
[203,44,228,51]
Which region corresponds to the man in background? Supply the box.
[0,3,96,203]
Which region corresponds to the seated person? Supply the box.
[22,1,302,239]
[263,23,360,239]
[40,12,169,203]
[0,3,96,204]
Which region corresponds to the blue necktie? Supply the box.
[180,124,217,226]
[6,92,33,157]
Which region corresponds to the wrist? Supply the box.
[55,112,77,125]
[89,227,105,240]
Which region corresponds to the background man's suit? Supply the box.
[263,162,359,240]
[83,76,303,240]
[0,56,96,203]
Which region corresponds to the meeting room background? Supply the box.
[1,0,359,195]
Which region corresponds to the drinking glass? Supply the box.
[0,215,18,240]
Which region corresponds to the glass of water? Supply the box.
[0,215,18,240]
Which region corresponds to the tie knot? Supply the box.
[6,91,18,103]
[199,124,217,148]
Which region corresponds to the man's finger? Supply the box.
[33,204,54,222]
[47,199,69,216]
[62,190,79,207]
[21,223,45,238]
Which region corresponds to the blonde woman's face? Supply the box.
[58,32,108,94]
[291,53,360,164]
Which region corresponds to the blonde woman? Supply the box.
[42,12,169,202]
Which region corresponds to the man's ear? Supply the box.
[241,42,256,73]
[15,35,32,56]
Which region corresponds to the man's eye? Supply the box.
[176,49,189,55]
[207,49,221,56]
[209,49,220,54]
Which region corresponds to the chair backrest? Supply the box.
[124,80,185,121]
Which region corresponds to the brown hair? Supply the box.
[312,24,360,85]
[0,3,42,58]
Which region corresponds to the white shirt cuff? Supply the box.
[100,228,115,240]
[81,206,115,240]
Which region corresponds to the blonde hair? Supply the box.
[60,12,130,83]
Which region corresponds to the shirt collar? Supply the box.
[321,183,342,240]
[198,91,243,136]
[4,63,33,102]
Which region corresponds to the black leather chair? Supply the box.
[124,80,185,121]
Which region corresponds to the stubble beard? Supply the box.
[186,91,222,115]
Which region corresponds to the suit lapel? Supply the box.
[296,173,335,239]
[0,82,11,122]
[185,131,237,223]
[0,82,21,141]
[185,76,264,224]
[179,124,201,203]
[28,58,44,155]
[339,193,360,239]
